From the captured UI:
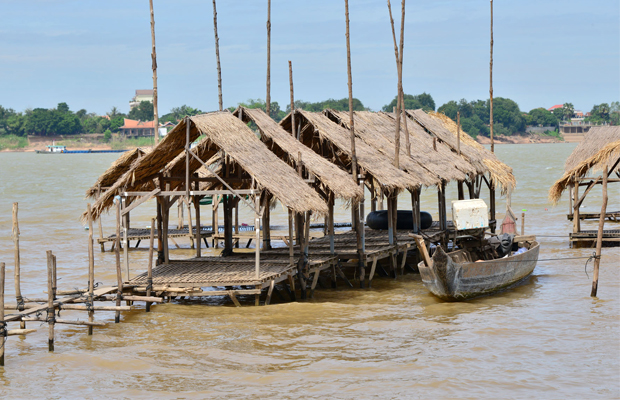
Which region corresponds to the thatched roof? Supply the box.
[280,110,417,193]
[233,107,363,202]
[407,109,516,192]
[327,110,475,184]
[563,126,620,171]
[85,147,149,199]
[87,112,328,221]
[549,126,620,203]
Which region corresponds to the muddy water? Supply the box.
[0,144,618,399]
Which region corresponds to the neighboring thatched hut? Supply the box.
[87,111,328,266]
[85,147,149,199]
[549,126,620,247]
[233,106,363,249]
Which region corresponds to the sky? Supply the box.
[0,0,618,116]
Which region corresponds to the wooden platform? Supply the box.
[98,226,213,252]
[567,211,620,222]
[570,229,620,248]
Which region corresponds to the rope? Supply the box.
[146,278,153,293]
[0,321,7,350]
[46,307,56,325]
[584,252,600,279]
[16,295,25,312]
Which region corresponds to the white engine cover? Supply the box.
[451,199,489,230]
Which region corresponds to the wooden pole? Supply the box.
[521,212,525,236]
[387,0,405,168]
[266,0,271,118]
[288,61,297,139]
[212,0,223,111]
[149,0,159,144]
[255,194,261,280]
[573,183,581,235]
[146,218,155,312]
[0,262,5,366]
[262,194,271,250]
[46,251,55,351]
[97,186,105,252]
[489,0,494,153]
[87,204,95,335]
[12,203,25,329]
[114,200,123,323]
[195,198,202,258]
[401,91,410,157]
[591,166,608,297]
[345,0,364,288]
[457,111,461,155]
[122,198,130,280]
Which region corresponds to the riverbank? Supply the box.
[476,133,563,144]
[0,136,155,152]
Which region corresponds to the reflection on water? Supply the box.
[0,144,618,399]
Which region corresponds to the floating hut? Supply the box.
[549,126,620,247]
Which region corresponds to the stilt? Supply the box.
[591,166,608,297]
[0,262,5,366]
[12,203,25,329]
[156,197,164,265]
[87,204,95,335]
[114,200,123,323]
[146,218,155,312]
[194,193,201,258]
[46,251,55,352]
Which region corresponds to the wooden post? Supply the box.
[0,262,5,365]
[489,0,494,153]
[149,0,159,144]
[457,111,461,155]
[458,181,465,200]
[146,218,155,312]
[213,195,220,247]
[52,255,57,301]
[262,194,272,250]
[490,179,496,234]
[87,204,95,335]
[266,0,271,118]
[223,195,233,256]
[156,196,164,264]
[177,201,183,229]
[122,198,130,280]
[573,183,581,234]
[288,208,295,269]
[329,192,335,255]
[288,61,297,139]
[194,198,201,258]
[255,194,261,280]
[401,91,410,157]
[521,212,525,236]
[114,199,123,323]
[387,0,405,167]
[163,199,170,264]
[411,188,420,234]
[97,186,105,252]
[12,203,25,329]
[46,251,55,351]
[212,0,223,111]
[591,166,608,297]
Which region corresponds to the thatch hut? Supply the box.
[406,109,517,232]
[549,126,620,247]
[87,111,328,279]
[232,106,363,250]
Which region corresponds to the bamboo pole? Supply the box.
[521,212,525,236]
[46,251,55,351]
[489,0,494,153]
[149,0,159,144]
[195,198,201,258]
[255,194,261,280]
[122,198,130,280]
[288,61,297,140]
[591,166,608,297]
[114,199,123,323]
[401,91,410,157]
[266,0,271,118]
[345,0,365,288]
[97,186,105,252]
[146,218,155,312]
[0,262,5,366]
[87,204,95,335]
[12,203,25,329]
[213,0,223,111]
[387,0,405,168]
[457,111,461,155]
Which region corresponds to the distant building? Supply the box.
[129,89,154,110]
[119,118,156,137]
[548,104,563,112]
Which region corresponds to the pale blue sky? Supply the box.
[0,0,618,115]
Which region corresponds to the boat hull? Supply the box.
[418,241,540,301]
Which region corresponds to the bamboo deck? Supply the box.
[567,211,620,222]
[570,229,620,248]
[98,226,213,244]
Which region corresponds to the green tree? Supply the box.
[103,129,112,142]
[528,107,558,127]
[56,102,70,114]
[562,103,574,121]
[110,115,125,132]
[382,92,435,112]
[610,101,620,125]
[128,101,154,121]
[288,98,366,113]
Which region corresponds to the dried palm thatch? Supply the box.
[233,107,363,202]
[549,133,620,204]
[408,109,516,193]
[280,110,416,194]
[563,126,620,172]
[85,147,150,199]
[328,109,475,184]
[86,111,327,222]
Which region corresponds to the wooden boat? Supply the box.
[412,234,539,301]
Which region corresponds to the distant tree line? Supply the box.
[2,96,617,138]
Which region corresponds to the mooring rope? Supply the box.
[16,295,25,312]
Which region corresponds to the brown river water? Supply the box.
[0,143,618,399]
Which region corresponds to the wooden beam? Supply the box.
[122,188,161,216]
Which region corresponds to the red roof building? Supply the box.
[119,118,156,137]
[548,104,563,112]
